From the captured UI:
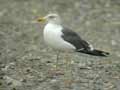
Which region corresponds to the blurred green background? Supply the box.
[0,0,120,90]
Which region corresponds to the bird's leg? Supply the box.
[49,51,64,76]
[65,53,71,70]
[63,53,74,87]
[52,51,60,70]
[55,51,60,69]
[56,52,59,63]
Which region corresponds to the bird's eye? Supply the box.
[49,16,55,19]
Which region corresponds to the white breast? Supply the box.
[43,23,76,51]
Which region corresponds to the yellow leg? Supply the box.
[56,51,60,68]
[53,51,60,70]
[64,53,74,88]
[50,51,64,76]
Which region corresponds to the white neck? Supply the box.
[44,23,63,32]
[47,22,61,28]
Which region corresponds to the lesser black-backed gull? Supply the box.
[37,13,109,57]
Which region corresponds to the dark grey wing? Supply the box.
[61,28,91,51]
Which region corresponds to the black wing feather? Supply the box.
[61,28,110,57]
[61,28,90,50]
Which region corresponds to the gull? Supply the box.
[37,13,109,60]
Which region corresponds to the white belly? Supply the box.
[43,23,76,51]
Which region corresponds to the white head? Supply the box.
[37,13,61,25]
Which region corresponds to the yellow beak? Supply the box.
[37,17,46,22]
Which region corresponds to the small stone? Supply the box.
[85,21,91,26]
[0,72,5,76]
[117,54,120,57]
[0,82,2,86]
[50,78,57,83]
[20,78,27,82]
[0,64,5,69]
[25,68,32,73]
[32,9,38,14]
[0,76,4,79]
[12,87,16,90]
[46,61,52,63]
[71,60,75,64]
[111,40,117,46]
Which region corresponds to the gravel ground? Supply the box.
[0,0,120,90]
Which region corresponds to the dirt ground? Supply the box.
[0,0,120,90]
